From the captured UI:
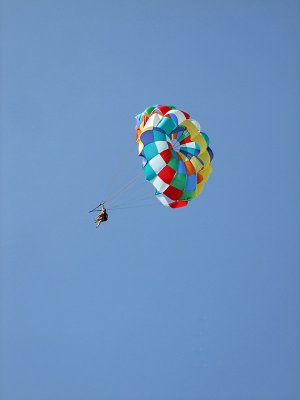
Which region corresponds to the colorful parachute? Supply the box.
[135,105,213,208]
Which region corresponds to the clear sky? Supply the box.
[1,1,300,399]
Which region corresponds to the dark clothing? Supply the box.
[102,211,108,221]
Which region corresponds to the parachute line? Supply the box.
[107,193,155,209]
[104,171,143,205]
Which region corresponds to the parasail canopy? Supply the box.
[135,105,213,208]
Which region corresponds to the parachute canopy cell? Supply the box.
[135,105,213,208]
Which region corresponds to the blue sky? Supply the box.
[1,1,300,399]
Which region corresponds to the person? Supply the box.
[95,206,108,228]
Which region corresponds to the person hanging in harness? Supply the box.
[95,205,108,228]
